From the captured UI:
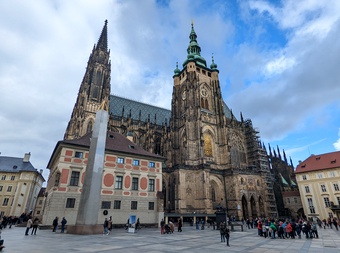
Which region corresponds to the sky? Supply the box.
[1,0,340,184]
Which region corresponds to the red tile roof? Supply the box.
[295,151,340,174]
[62,131,165,161]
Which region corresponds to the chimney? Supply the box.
[23,152,31,162]
[40,169,43,174]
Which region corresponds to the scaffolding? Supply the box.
[244,119,278,218]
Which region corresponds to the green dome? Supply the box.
[210,56,218,70]
[182,23,207,68]
[174,62,180,75]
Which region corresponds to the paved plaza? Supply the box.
[1,225,339,253]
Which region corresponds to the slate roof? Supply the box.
[295,151,340,173]
[59,131,165,161]
[109,95,171,125]
[0,156,37,173]
[109,95,233,124]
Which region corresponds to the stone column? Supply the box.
[67,108,108,234]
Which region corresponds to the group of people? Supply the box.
[25,217,40,235]
[160,218,183,234]
[254,216,340,240]
[52,216,68,233]
[103,216,113,235]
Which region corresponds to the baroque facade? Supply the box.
[44,131,164,226]
[63,21,278,221]
[0,153,45,217]
[295,151,340,220]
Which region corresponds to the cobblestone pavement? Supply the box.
[1,225,339,253]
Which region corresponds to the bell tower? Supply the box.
[64,20,111,140]
[165,23,230,215]
[170,23,227,168]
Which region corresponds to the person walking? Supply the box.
[25,217,32,236]
[52,217,58,232]
[108,216,112,232]
[160,219,165,234]
[333,218,338,231]
[103,218,109,235]
[311,222,319,238]
[178,218,182,232]
[136,218,141,230]
[220,222,226,242]
[31,217,39,235]
[61,217,67,233]
[225,226,230,246]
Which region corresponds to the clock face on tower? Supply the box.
[201,88,207,97]
[182,90,186,100]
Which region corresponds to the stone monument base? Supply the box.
[67,224,103,235]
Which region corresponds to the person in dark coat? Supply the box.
[52,217,58,232]
[225,226,230,246]
[103,218,109,235]
[220,222,226,242]
[178,218,182,232]
[61,217,67,233]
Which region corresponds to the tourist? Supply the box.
[296,221,302,239]
[269,221,277,239]
[220,221,226,242]
[31,217,39,235]
[25,217,32,236]
[225,225,230,246]
[103,218,109,235]
[108,216,112,232]
[178,218,182,232]
[52,217,58,232]
[160,219,165,234]
[61,217,67,233]
[169,220,174,233]
[311,222,318,238]
[333,218,338,231]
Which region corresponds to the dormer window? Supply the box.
[129,145,135,149]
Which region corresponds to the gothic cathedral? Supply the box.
[64,21,278,220]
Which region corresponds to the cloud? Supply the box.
[334,128,340,151]
[227,0,340,141]
[0,0,339,183]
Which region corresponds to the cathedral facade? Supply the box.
[64,21,278,221]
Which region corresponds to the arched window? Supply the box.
[212,188,216,202]
[86,121,93,134]
[201,98,209,110]
[92,86,99,99]
[204,133,213,157]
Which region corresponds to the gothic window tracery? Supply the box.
[203,133,213,157]
[86,121,93,134]
[211,188,216,202]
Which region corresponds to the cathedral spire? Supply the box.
[183,22,206,68]
[96,20,108,51]
[64,20,111,140]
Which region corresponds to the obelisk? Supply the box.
[67,101,108,234]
